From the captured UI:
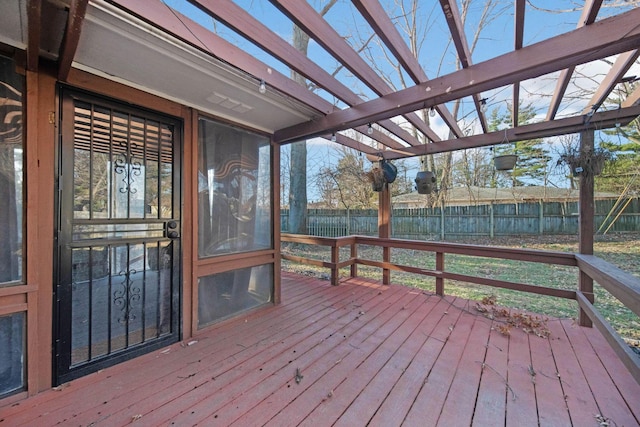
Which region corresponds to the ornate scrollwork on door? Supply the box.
[114,142,142,194]
[113,268,141,324]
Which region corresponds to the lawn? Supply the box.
[281,233,640,345]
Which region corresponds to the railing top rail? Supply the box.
[281,233,356,247]
[352,235,577,266]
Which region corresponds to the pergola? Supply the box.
[2,0,640,418]
[17,0,640,152]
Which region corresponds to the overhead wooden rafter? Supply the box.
[437,0,489,133]
[187,0,424,151]
[112,0,334,115]
[512,0,526,127]
[546,0,603,121]
[113,0,402,152]
[382,105,640,159]
[26,0,42,72]
[274,8,640,144]
[57,0,89,82]
[350,0,464,138]
[581,49,640,115]
[270,0,440,143]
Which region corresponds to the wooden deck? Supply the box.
[1,272,639,426]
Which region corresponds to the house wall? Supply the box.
[1,55,281,401]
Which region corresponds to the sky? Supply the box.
[162,0,639,197]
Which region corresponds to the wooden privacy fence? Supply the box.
[280,233,640,386]
[281,198,640,238]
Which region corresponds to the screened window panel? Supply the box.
[198,264,273,328]
[198,118,272,257]
[0,312,25,397]
[0,55,24,285]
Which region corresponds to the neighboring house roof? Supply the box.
[393,186,619,207]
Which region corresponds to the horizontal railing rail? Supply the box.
[280,233,640,384]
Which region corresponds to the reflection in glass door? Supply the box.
[54,90,181,384]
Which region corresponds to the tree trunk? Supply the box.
[288,141,308,234]
[287,25,311,234]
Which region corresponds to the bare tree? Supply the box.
[288,0,338,234]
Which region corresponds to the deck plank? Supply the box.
[265,288,424,426]
[546,318,601,427]
[73,276,379,426]
[471,323,510,427]
[402,298,476,426]
[561,319,640,427]
[163,279,402,426]
[505,317,539,426]
[437,315,492,426]
[529,325,572,426]
[333,295,448,427]
[1,273,638,427]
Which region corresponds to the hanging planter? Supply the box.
[366,166,386,192]
[494,154,518,171]
[557,146,612,177]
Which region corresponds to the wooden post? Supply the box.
[440,200,445,240]
[379,184,391,285]
[350,241,358,278]
[579,129,595,327]
[539,199,544,235]
[273,141,282,303]
[489,202,494,238]
[330,244,339,286]
[435,252,444,296]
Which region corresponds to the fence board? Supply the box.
[281,198,639,239]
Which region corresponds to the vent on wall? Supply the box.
[206,92,254,114]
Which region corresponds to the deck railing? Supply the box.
[281,233,640,385]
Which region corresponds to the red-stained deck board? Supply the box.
[505,315,539,427]
[304,291,440,426]
[580,318,640,422]
[159,279,405,426]
[332,295,448,427]
[70,276,385,426]
[401,298,477,426]
[265,288,426,426]
[226,283,415,426]
[2,273,326,423]
[471,323,510,427]
[13,275,357,426]
[1,272,638,427]
[546,319,601,427]
[219,284,420,426]
[366,296,461,427]
[529,324,572,426]
[561,319,639,427]
[437,315,492,426]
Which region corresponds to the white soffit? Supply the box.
[74,1,318,133]
[0,0,27,49]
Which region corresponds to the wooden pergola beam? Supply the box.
[188,0,424,149]
[512,0,526,127]
[111,0,333,115]
[581,49,640,115]
[380,105,640,159]
[26,0,41,72]
[274,8,640,144]
[438,0,488,132]
[57,0,89,82]
[269,0,436,145]
[546,0,603,120]
[623,84,640,108]
[351,0,464,138]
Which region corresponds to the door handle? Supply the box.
[165,220,180,239]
